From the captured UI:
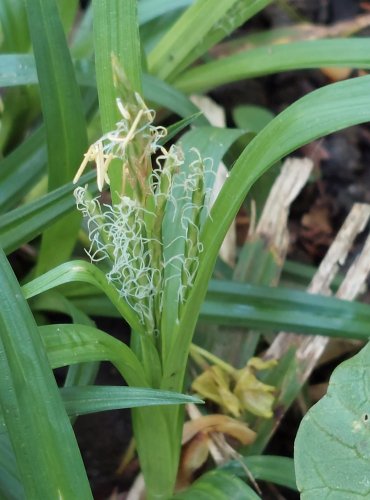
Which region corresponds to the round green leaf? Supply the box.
[295,342,370,499]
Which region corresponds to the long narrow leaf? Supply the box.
[0,247,92,499]
[0,0,29,52]
[25,0,87,273]
[0,55,205,125]
[148,0,272,81]
[142,73,208,124]
[23,260,145,334]
[61,385,201,416]
[93,0,142,201]
[0,432,24,500]
[0,126,46,213]
[39,323,148,386]
[0,54,95,88]
[138,0,193,25]
[172,470,260,499]
[162,74,370,390]
[92,0,142,132]
[58,280,370,341]
[220,455,297,491]
[203,280,370,340]
[176,38,370,93]
[0,172,96,254]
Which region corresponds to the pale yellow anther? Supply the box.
[73,144,98,184]
[119,109,144,149]
[116,98,131,120]
[96,152,113,192]
[96,141,105,192]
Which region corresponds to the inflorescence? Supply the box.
[74,94,213,332]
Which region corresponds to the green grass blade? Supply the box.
[32,291,95,326]
[172,0,273,80]
[25,0,88,274]
[70,5,94,58]
[60,385,201,416]
[162,74,370,390]
[148,0,237,79]
[142,73,208,123]
[0,54,205,121]
[57,0,78,34]
[0,126,46,213]
[203,74,370,277]
[70,1,192,59]
[172,470,260,499]
[0,247,92,499]
[0,54,95,88]
[64,280,370,341]
[23,260,145,334]
[25,0,87,191]
[92,0,142,200]
[39,323,148,386]
[282,259,342,289]
[161,127,244,360]
[0,0,29,52]
[0,432,24,500]
[220,455,297,491]
[92,0,142,132]
[35,293,100,403]
[202,280,370,340]
[176,38,370,93]
[0,172,96,255]
[138,0,193,25]
[148,0,272,81]
[159,113,204,146]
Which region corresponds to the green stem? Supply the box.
[131,328,186,499]
[132,404,184,500]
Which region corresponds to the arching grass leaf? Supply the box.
[172,470,260,499]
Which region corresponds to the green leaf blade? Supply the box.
[172,470,260,499]
[0,0,29,53]
[0,247,92,499]
[221,455,297,491]
[39,323,148,387]
[0,172,96,255]
[23,260,145,334]
[162,74,370,391]
[0,126,46,213]
[148,0,272,81]
[25,0,88,273]
[61,385,202,416]
[176,38,370,94]
[92,0,142,132]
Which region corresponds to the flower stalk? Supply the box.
[74,94,212,498]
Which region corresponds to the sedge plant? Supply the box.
[72,85,216,497]
[4,0,370,498]
[68,65,370,497]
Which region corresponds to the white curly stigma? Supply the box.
[75,186,162,327]
[74,95,214,330]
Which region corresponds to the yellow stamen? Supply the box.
[73,145,97,184]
